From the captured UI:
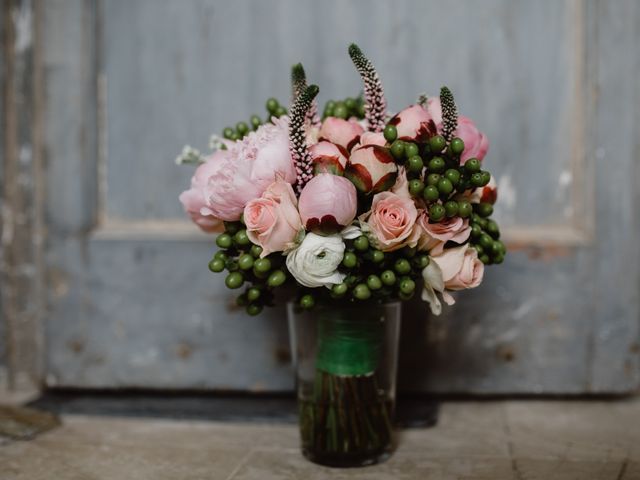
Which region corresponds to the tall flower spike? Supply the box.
[440,86,458,143]
[291,63,320,128]
[348,44,387,132]
[290,84,320,195]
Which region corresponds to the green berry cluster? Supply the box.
[295,235,428,310]
[469,213,506,265]
[322,96,366,120]
[209,220,289,316]
[221,98,287,142]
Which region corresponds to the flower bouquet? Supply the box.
[179,44,504,467]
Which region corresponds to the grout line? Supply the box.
[224,448,255,480]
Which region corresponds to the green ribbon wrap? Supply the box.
[315,309,384,376]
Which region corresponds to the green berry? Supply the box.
[383,124,398,143]
[246,303,263,316]
[253,257,272,273]
[444,200,459,217]
[449,137,465,155]
[237,253,254,271]
[426,173,441,186]
[492,253,504,264]
[233,229,250,246]
[353,283,371,300]
[479,233,494,250]
[444,169,461,185]
[344,97,357,111]
[236,122,249,136]
[216,233,233,249]
[437,177,454,195]
[223,127,235,139]
[332,283,348,297]
[409,179,425,197]
[390,140,405,160]
[214,251,228,261]
[250,115,262,129]
[458,200,473,218]
[356,103,366,118]
[414,255,430,269]
[429,135,446,153]
[371,250,385,263]
[473,244,484,255]
[342,252,357,268]
[490,240,503,256]
[404,142,419,158]
[495,240,507,255]
[367,275,383,291]
[429,203,446,221]
[275,106,287,117]
[428,157,446,173]
[267,270,286,287]
[225,272,244,289]
[208,258,225,273]
[464,158,481,173]
[229,132,240,141]
[333,103,348,119]
[266,98,279,114]
[470,224,482,238]
[476,202,494,218]
[381,270,396,286]
[394,258,411,275]
[300,294,315,309]
[399,278,416,295]
[479,254,491,265]
[402,246,417,258]
[470,172,484,187]
[247,287,261,302]
[423,185,440,202]
[408,155,424,173]
[399,290,415,300]
[480,171,491,186]
[486,220,500,239]
[250,245,263,258]
[224,221,240,235]
[325,100,336,111]
[354,235,369,251]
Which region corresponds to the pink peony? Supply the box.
[417,212,471,255]
[244,179,302,257]
[345,136,397,194]
[432,244,484,290]
[388,105,434,142]
[319,117,364,152]
[309,141,349,175]
[178,160,225,233]
[362,191,420,252]
[298,174,357,234]
[187,118,296,222]
[425,98,489,164]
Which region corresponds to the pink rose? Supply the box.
[432,244,484,290]
[456,116,489,164]
[357,131,387,148]
[417,212,471,255]
[298,174,357,234]
[244,179,302,257]
[345,141,397,194]
[425,98,489,164]
[309,141,348,176]
[362,191,420,252]
[388,105,434,142]
[319,117,364,152]
[193,118,296,222]
[178,159,224,233]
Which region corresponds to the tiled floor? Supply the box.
[1,397,639,479]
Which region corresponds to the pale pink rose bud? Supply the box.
[362,191,421,252]
[432,244,484,290]
[345,144,397,194]
[309,141,349,176]
[318,117,364,151]
[388,104,434,142]
[456,116,489,164]
[243,179,302,257]
[298,174,357,234]
[179,159,225,233]
[416,211,471,255]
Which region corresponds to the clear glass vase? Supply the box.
[287,301,402,468]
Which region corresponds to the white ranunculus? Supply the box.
[286,232,346,288]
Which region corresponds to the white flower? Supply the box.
[421,259,454,316]
[286,232,346,288]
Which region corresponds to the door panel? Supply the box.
[42,0,640,392]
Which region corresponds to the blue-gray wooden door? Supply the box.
[42,0,639,393]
